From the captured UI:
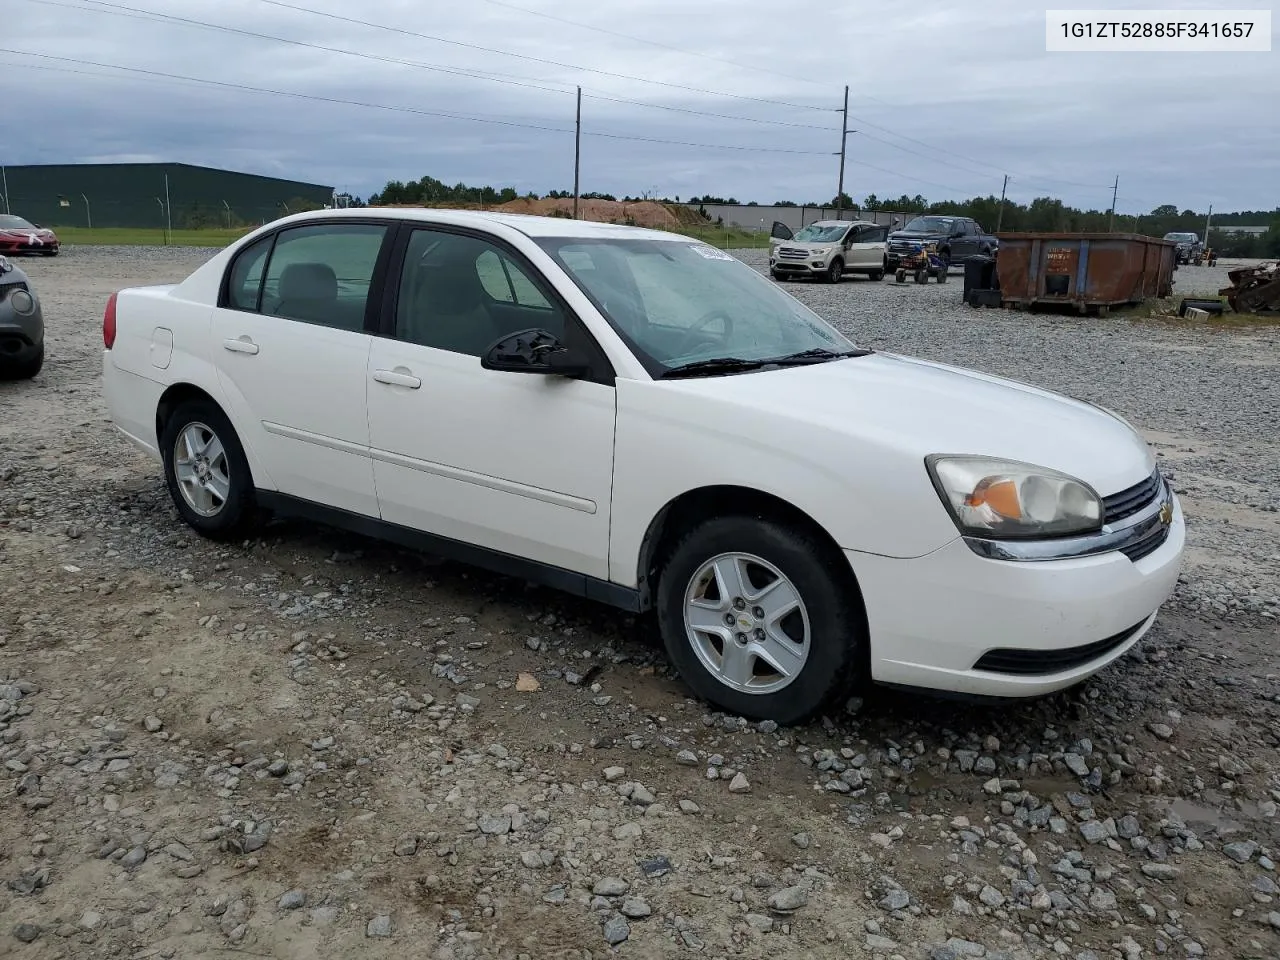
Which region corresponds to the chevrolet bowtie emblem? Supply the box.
[1158,501,1173,525]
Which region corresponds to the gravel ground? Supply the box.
[1,245,1278,960]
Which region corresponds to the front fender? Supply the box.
[607,379,959,588]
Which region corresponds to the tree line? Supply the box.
[364,174,1279,258]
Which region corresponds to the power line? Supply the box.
[255,0,838,113]
[0,49,836,157]
[25,0,841,133]
[472,0,828,88]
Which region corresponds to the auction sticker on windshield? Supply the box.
[689,245,735,261]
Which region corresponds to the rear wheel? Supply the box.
[656,514,865,725]
[159,398,259,540]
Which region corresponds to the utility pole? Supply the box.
[1108,174,1119,232]
[1203,203,1213,243]
[164,173,173,244]
[1,166,8,214]
[573,85,582,220]
[996,174,1009,232]
[81,193,91,229]
[835,84,849,219]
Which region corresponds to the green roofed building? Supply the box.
[0,162,334,230]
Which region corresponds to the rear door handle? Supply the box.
[223,336,259,355]
[373,368,422,389]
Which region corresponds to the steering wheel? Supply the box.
[671,308,735,356]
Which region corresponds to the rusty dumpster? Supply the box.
[994,233,1177,314]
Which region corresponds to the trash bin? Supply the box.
[963,255,996,301]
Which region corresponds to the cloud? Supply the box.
[2,0,1276,213]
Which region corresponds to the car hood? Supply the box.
[665,352,1155,497]
[0,228,55,238]
[888,230,946,242]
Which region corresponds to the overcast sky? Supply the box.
[3,0,1277,215]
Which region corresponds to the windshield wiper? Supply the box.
[760,346,874,365]
[660,357,766,378]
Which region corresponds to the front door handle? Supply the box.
[223,336,259,355]
[373,367,422,389]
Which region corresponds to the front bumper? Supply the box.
[846,491,1185,698]
[0,238,59,255]
[770,256,830,276]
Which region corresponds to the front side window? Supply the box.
[258,223,388,331]
[394,229,565,357]
[537,237,855,370]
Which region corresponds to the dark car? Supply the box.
[886,215,996,271]
[0,214,60,256]
[1162,232,1202,266]
[0,255,45,379]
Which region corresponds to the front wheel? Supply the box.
[825,258,843,283]
[895,268,906,283]
[868,267,885,281]
[656,515,866,725]
[159,398,260,540]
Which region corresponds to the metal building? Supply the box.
[0,162,334,230]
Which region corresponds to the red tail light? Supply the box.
[103,291,118,349]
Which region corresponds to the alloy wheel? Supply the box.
[682,551,811,695]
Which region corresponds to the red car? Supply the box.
[0,215,60,256]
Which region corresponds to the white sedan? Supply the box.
[101,208,1185,724]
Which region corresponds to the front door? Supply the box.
[210,220,390,517]
[365,225,617,578]
[769,221,794,240]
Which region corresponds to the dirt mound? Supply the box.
[494,197,681,228]
[372,198,697,230]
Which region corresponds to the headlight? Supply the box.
[926,455,1103,539]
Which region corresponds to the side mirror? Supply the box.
[481,328,590,378]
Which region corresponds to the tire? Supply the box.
[936,268,948,283]
[655,514,866,725]
[895,268,906,283]
[825,258,843,283]
[914,269,926,284]
[868,267,885,281]
[0,343,43,380]
[159,398,259,540]
[770,269,783,281]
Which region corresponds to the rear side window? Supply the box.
[225,234,274,311]
[260,223,388,332]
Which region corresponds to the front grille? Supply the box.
[1119,524,1170,562]
[972,618,1147,675]
[1102,469,1162,525]
[778,247,808,259]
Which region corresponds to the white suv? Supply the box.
[768,219,888,283]
[101,208,1184,724]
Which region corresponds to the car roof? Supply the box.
[268,206,697,242]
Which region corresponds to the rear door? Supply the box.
[210,219,391,517]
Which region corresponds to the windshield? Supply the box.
[535,237,856,371]
[1163,232,1196,241]
[791,223,848,244]
[0,215,36,230]
[901,216,953,233]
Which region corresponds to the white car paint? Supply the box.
[101,207,1184,712]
